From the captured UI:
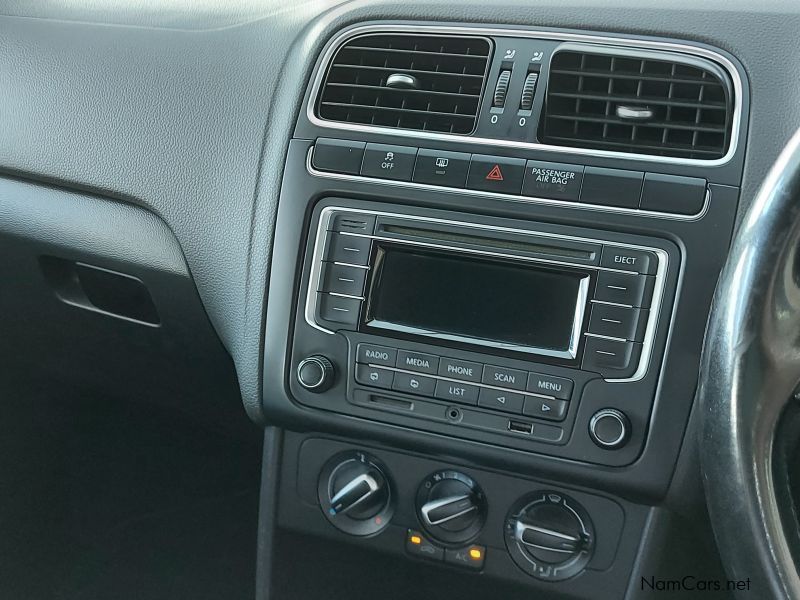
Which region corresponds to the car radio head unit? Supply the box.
[291,198,677,466]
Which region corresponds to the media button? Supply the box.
[396,350,439,375]
[434,380,479,405]
[355,364,394,390]
[466,154,525,195]
[477,388,524,414]
[413,149,470,188]
[356,344,397,367]
[482,365,526,391]
[523,397,568,422]
[438,358,482,383]
[526,373,573,400]
[360,143,417,181]
[392,371,436,396]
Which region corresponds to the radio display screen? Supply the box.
[364,246,590,357]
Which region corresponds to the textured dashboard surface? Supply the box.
[1,0,799,421]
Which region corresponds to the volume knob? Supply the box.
[297,355,335,392]
[589,408,630,449]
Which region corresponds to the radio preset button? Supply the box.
[595,271,655,307]
[434,380,479,405]
[325,233,372,266]
[320,263,367,297]
[600,246,657,275]
[477,388,524,414]
[356,344,397,367]
[582,337,642,378]
[355,364,394,390]
[523,397,568,422]
[482,365,527,391]
[526,373,573,400]
[588,304,647,342]
[318,293,361,326]
[361,143,418,181]
[438,358,482,383]
[396,350,439,375]
[392,371,436,396]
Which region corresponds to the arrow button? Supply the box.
[522,396,568,422]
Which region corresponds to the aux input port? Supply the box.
[446,407,462,422]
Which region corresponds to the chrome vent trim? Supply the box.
[305,24,744,167]
[540,44,734,159]
[316,33,492,135]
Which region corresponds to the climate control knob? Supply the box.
[297,355,335,392]
[416,470,486,545]
[505,492,594,581]
[318,451,393,536]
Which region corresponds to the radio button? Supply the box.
[355,364,394,390]
[396,350,439,375]
[356,344,397,367]
[482,365,527,391]
[526,373,573,400]
[595,271,655,307]
[325,233,372,266]
[392,371,436,396]
[588,304,647,342]
[438,358,482,383]
[600,246,657,275]
[318,293,361,326]
[320,263,367,297]
[582,337,642,378]
[434,380,479,405]
[522,397,568,422]
[478,388,524,414]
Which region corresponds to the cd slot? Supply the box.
[375,220,600,265]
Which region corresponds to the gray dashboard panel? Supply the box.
[0,0,799,422]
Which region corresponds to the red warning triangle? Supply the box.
[485,164,504,181]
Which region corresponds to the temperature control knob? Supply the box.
[297,355,335,392]
[505,492,594,581]
[416,470,486,545]
[318,451,394,536]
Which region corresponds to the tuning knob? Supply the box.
[416,471,486,545]
[505,492,594,581]
[297,355,335,392]
[589,408,630,449]
[318,451,393,536]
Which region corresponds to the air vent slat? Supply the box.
[317,34,491,135]
[541,49,733,159]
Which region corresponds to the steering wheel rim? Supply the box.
[699,127,800,598]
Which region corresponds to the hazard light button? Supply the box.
[466,154,526,195]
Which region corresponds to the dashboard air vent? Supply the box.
[540,49,734,159]
[317,34,492,134]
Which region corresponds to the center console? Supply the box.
[262,20,748,598]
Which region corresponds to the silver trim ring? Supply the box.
[304,23,743,168]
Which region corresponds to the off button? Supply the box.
[600,246,658,275]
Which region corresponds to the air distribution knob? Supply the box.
[416,470,486,545]
[297,355,335,392]
[505,491,594,581]
[318,451,394,536]
[589,408,630,450]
